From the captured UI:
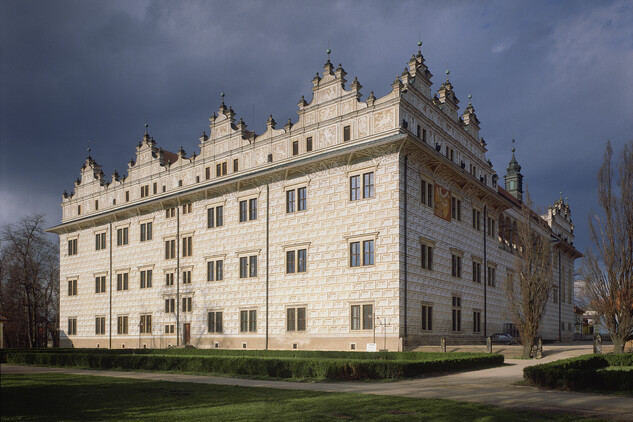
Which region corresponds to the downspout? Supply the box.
[176,206,181,346]
[483,206,487,337]
[403,154,408,344]
[109,222,112,349]
[558,247,562,341]
[266,184,270,350]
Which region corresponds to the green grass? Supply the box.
[0,373,610,421]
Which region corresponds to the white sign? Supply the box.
[366,343,377,352]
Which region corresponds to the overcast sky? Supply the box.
[1,0,632,256]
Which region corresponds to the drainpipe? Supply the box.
[109,222,112,349]
[483,206,487,337]
[176,206,181,346]
[403,154,409,344]
[266,184,270,350]
[558,247,562,341]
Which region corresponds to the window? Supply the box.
[116,227,128,246]
[286,190,295,213]
[95,232,106,251]
[363,240,374,265]
[95,316,105,335]
[233,159,239,172]
[422,128,427,143]
[207,206,224,228]
[343,125,351,142]
[117,273,129,291]
[182,270,191,284]
[473,310,481,333]
[182,297,192,313]
[117,316,128,334]
[249,198,257,220]
[472,261,481,283]
[287,307,306,331]
[140,314,152,334]
[239,256,257,278]
[205,167,211,180]
[286,249,307,274]
[165,239,176,260]
[240,310,257,332]
[452,296,462,332]
[208,311,223,333]
[77,205,81,215]
[421,243,433,270]
[182,236,193,257]
[286,188,307,213]
[292,140,299,156]
[125,191,130,202]
[68,279,77,296]
[421,304,433,331]
[140,269,152,289]
[165,297,176,314]
[68,318,77,335]
[95,275,106,293]
[165,272,174,286]
[487,217,496,238]
[553,287,559,304]
[182,203,192,215]
[165,207,175,218]
[153,182,157,194]
[350,240,374,267]
[68,238,77,256]
[472,209,481,230]
[350,172,374,201]
[140,222,152,242]
[94,200,99,211]
[445,146,454,161]
[216,162,227,177]
[165,324,175,334]
[141,185,149,198]
[487,266,496,287]
[297,187,307,211]
[451,254,462,278]
[207,260,223,281]
[239,200,248,222]
[351,304,373,330]
[451,197,462,221]
[421,179,433,207]
[416,124,421,138]
[306,136,313,152]
[350,242,360,267]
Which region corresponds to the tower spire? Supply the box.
[504,139,523,201]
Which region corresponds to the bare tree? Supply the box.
[583,141,633,354]
[0,214,59,348]
[505,193,554,358]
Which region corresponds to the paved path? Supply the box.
[3,345,633,421]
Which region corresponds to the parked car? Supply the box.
[490,333,514,344]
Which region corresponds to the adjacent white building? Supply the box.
[49,46,581,350]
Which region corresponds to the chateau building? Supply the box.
[49,45,581,350]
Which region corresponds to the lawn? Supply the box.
[0,373,610,421]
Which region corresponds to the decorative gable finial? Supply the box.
[266,114,276,129]
[143,123,150,142]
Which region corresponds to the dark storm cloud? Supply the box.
[1,0,631,255]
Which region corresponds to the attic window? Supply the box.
[306,137,313,152]
[77,205,81,215]
[343,125,351,142]
[268,154,273,163]
[153,182,157,194]
[94,200,98,211]
[292,141,299,156]
[162,185,166,192]
[125,191,130,202]
[178,180,183,187]
[205,167,211,180]
[417,125,421,138]
[112,199,116,205]
[196,176,200,183]
[233,159,239,172]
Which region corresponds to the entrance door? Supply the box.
[183,323,191,345]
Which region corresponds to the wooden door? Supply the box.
[183,323,190,345]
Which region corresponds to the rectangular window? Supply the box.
[472,209,481,230]
[298,187,306,211]
[68,279,77,296]
[165,324,175,334]
[286,188,307,212]
[208,311,223,333]
[95,276,106,294]
[445,146,454,161]
[473,310,481,333]
[182,297,192,313]
[207,260,223,281]
[117,273,129,291]
[553,287,559,304]
[287,307,307,331]
[140,269,152,289]
[182,236,193,257]
[343,125,351,142]
[249,255,257,277]
[286,250,295,274]
[363,172,374,199]
[416,124,421,138]
[116,227,128,246]
[140,222,152,242]
[233,159,239,172]
[216,162,227,177]
[292,140,299,156]
[452,296,462,332]
[141,185,149,198]
[95,200,99,211]
[165,207,175,218]
[153,182,157,194]
[78,205,81,215]
[249,198,257,220]
[165,272,174,286]
[125,191,130,202]
[422,128,427,143]
[165,298,175,313]
[351,304,373,330]
[487,266,496,287]
[421,244,433,270]
[286,190,295,213]
[207,206,223,228]
[95,232,106,251]
[239,257,248,278]
[95,316,106,335]
[350,242,361,267]
[140,314,152,334]
[182,203,192,215]
[451,197,462,221]
[180,270,190,285]
[68,238,77,256]
[165,239,176,260]
[205,167,211,180]
[362,240,374,266]
[472,261,481,283]
[239,200,248,222]
[306,137,313,152]
[68,318,77,335]
[286,249,307,274]
[421,179,433,207]
[117,316,128,334]
[240,310,257,332]
[451,255,462,278]
[487,217,496,237]
[350,175,360,201]
[421,305,433,331]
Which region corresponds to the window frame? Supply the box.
[286,307,307,332]
[116,272,129,291]
[421,303,433,331]
[140,269,153,289]
[140,221,153,242]
[421,178,434,208]
[95,232,106,251]
[350,303,373,330]
[208,311,223,333]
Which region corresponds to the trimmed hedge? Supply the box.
[3,351,503,380]
[523,353,633,392]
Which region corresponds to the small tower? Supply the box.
[504,140,523,202]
